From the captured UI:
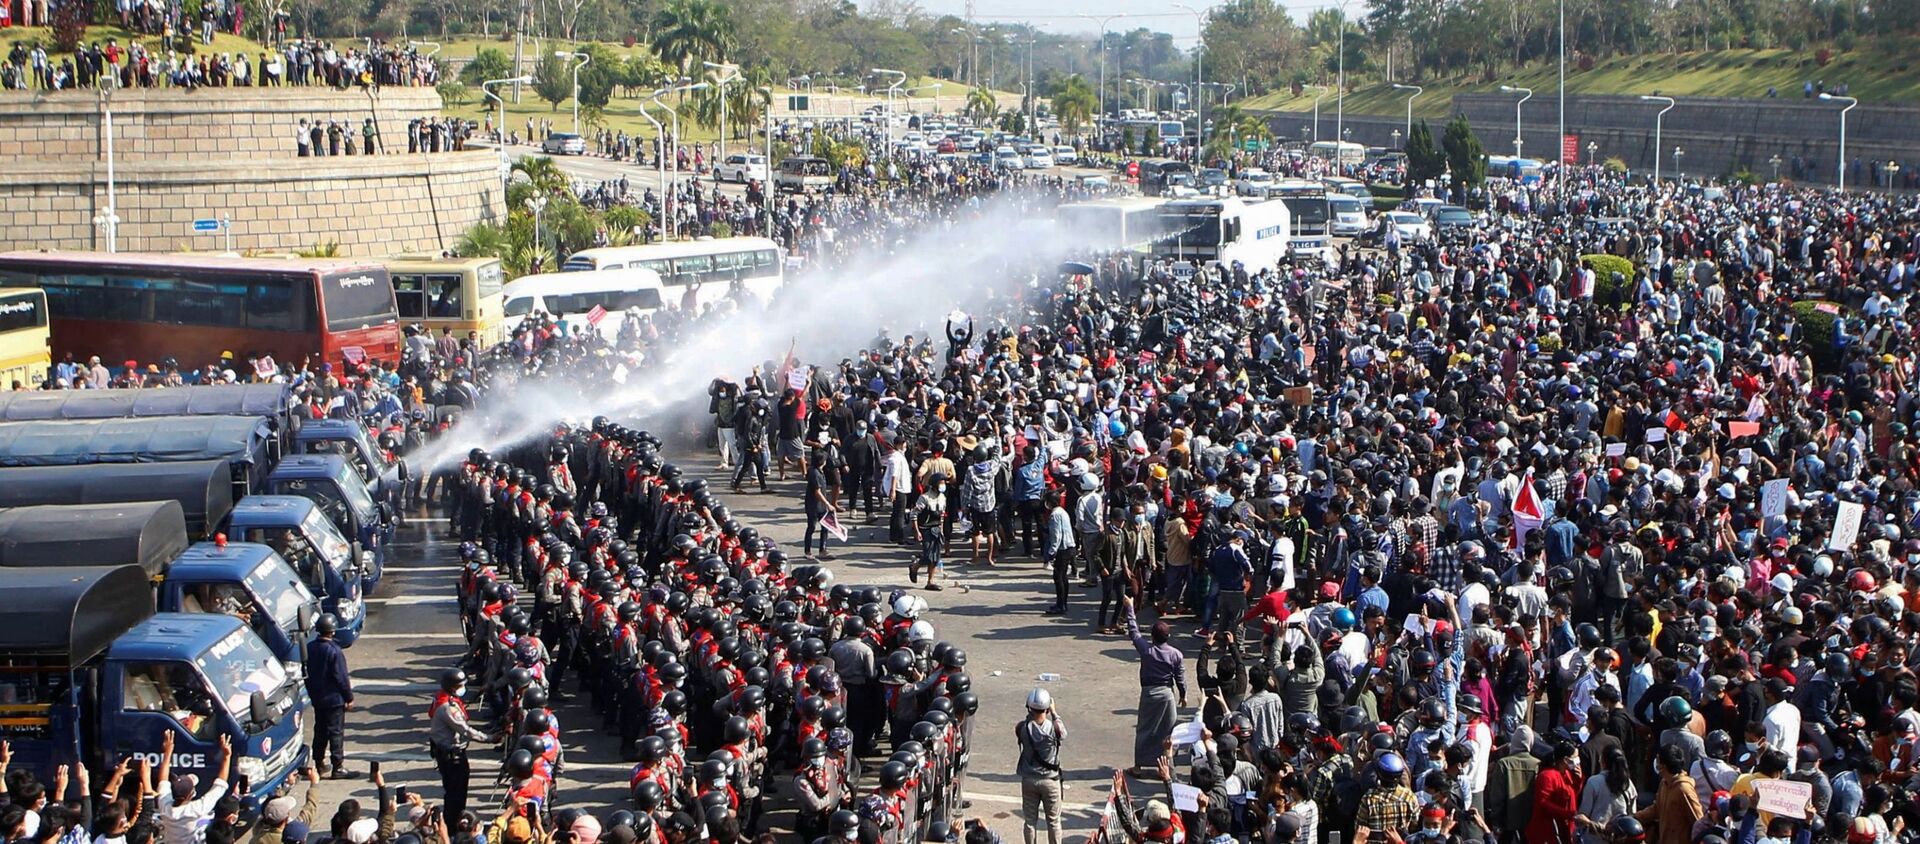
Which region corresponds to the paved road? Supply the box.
[301,442,1183,842]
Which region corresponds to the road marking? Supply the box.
[365,595,458,606]
[355,633,467,640]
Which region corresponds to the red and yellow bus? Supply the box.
[0,252,401,373]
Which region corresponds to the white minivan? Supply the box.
[501,267,667,341]
[716,153,768,184]
[1328,195,1371,237]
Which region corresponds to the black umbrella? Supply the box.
[1058,261,1096,276]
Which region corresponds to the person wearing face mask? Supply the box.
[429,669,494,820]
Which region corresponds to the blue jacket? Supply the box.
[305,638,353,708]
[1012,459,1047,503]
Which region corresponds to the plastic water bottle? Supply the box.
[1037,673,1061,682]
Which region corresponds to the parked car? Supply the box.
[715,153,769,184]
[541,133,587,155]
[1432,204,1476,232]
[1363,210,1432,244]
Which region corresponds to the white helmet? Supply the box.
[892,595,919,619]
[1027,688,1053,711]
[907,620,936,644]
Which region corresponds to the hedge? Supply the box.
[1790,300,1847,373]
[1580,254,1636,308]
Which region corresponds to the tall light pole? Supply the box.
[1082,14,1126,142]
[1174,3,1207,148]
[556,50,588,136]
[1639,94,1674,184]
[94,88,119,253]
[704,60,740,159]
[1673,146,1683,181]
[1557,0,1565,180]
[1329,0,1350,149]
[636,89,667,239]
[1499,85,1532,158]
[759,85,773,217]
[1819,92,1858,190]
[1310,84,1327,141]
[1391,83,1422,145]
[648,80,708,241]
[483,74,534,146]
[1769,153,1782,182]
[873,68,906,154]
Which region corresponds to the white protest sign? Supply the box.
[1828,500,1864,551]
[1760,479,1790,520]
[1752,778,1812,819]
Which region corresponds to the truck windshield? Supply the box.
[300,507,355,575]
[245,557,314,633]
[195,628,291,716]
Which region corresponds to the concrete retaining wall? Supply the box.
[0,86,504,255]
[1260,92,1920,186]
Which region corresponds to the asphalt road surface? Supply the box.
[303,445,1179,842]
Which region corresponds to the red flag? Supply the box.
[585,305,607,326]
[1510,470,1544,550]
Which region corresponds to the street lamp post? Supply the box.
[1082,15,1126,143]
[1391,128,1401,149]
[704,60,740,159]
[1769,154,1782,182]
[1586,140,1597,166]
[1310,84,1327,141]
[873,68,906,156]
[529,194,548,267]
[647,80,708,242]
[483,74,535,147]
[1888,160,1901,191]
[95,88,119,253]
[1639,94,1675,183]
[1391,83,1422,146]
[556,51,588,136]
[759,85,773,217]
[1498,85,1532,158]
[1818,92,1858,190]
[1174,4,1208,148]
[1673,146,1683,181]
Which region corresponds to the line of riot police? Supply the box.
[439,419,982,844]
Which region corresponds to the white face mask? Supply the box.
[454,685,467,698]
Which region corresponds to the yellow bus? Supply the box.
[0,287,51,390]
[383,256,508,347]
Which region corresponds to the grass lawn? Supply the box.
[2,23,267,61]
[1241,38,1920,117]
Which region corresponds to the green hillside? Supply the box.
[1242,41,1920,118]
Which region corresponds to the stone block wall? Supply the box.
[0,86,503,256]
[0,86,444,161]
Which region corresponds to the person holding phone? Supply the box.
[1015,689,1065,844]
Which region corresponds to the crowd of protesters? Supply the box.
[682,159,1920,844]
[0,33,439,92]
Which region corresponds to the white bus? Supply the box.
[1150,196,1292,277]
[560,237,784,311]
[1055,197,1167,252]
[1271,180,1334,263]
[501,268,667,342]
[1308,140,1366,167]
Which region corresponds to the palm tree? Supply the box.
[1050,75,1097,136]
[651,0,734,79]
[512,156,569,195]
[721,66,772,141]
[964,87,996,125]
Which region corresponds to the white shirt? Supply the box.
[156,779,228,844]
[1763,700,1802,772]
[879,449,912,496]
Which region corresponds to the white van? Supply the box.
[1327,194,1371,237]
[500,267,667,341]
